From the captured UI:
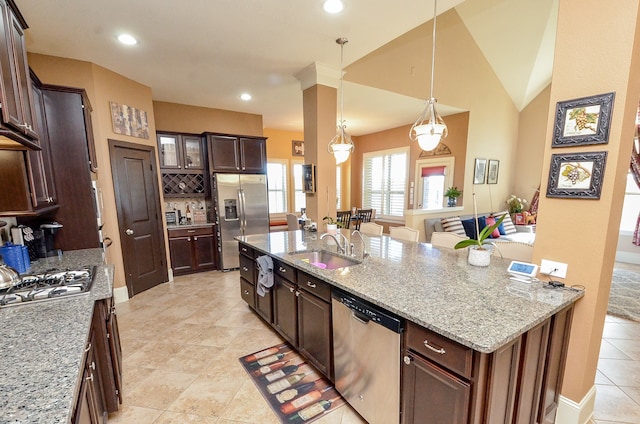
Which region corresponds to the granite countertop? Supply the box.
[238,231,584,353]
[0,248,114,424]
[167,222,215,230]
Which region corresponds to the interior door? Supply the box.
[109,139,168,296]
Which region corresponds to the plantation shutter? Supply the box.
[362,149,408,217]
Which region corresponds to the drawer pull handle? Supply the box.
[403,355,412,365]
[279,267,286,273]
[423,339,446,355]
[306,281,316,288]
[241,247,247,252]
[295,290,300,297]
[86,374,94,382]
[289,287,295,293]
[242,266,249,272]
[243,290,250,295]
[188,230,196,233]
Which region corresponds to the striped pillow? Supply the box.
[440,216,466,236]
[494,211,517,235]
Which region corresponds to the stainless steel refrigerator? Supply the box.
[213,173,269,270]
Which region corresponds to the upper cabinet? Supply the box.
[158,132,204,171]
[0,0,38,149]
[206,133,266,174]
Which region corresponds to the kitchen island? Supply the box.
[0,249,117,423]
[237,230,584,424]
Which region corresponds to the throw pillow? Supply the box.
[440,216,466,236]
[485,216,500,238]
[494,211,517,235]
[461,216,487,240]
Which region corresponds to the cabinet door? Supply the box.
[273,275,298,346]
[169,235,193,274]
[255,288,273,324]
[297,290,332,378]
[239,137,266,173]
[182,135,204,169]
[8,9,36,140]
[209,135,240,172]
[74,334,107,424]
[27,80,56,208]
[193,233,216,270]
[0,0,20,133]
[158,133,182,169]
[105,299,123,411]
[402,352,470,424]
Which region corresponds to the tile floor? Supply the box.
[108,265,640,424]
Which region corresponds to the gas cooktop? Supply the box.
[0,266,95,307]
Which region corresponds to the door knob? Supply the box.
[125,229,134,235]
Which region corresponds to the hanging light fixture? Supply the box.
[328,37,354,165]
[409,0,448,152]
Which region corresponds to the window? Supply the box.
[414,157,455,210]
[362,147,409,218]
[292,160,306,213]
[266,161,288,213]
[620,171,640,232]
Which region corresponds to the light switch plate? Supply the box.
[540,259,568,279]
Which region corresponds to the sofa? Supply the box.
[424,212,536,245]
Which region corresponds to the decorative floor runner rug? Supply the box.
[608,268,640,322]
[239,342,346,423]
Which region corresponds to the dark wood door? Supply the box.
[273,275,298,346]
[255,289,273,324]
[402,352,470,424]
[297,290,332,378]
[109,139,168,296]
[239,137,266,173]
[209,135,239,172]
[169,235,193,274]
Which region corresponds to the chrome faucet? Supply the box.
[350,230,369,260]
[320,232,350,254]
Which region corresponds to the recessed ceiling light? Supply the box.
[240,93,252,101]
[323,0,344,14]
[117,34,138,46]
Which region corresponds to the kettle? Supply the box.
[0,254,19,290]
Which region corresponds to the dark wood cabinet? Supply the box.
[168,226,217,275]
[92,297,123,413]
[238,242,272,322]
[273,274,298,345]
[0,0,38,149]
[157,132,205,170]
[207,133,266,173]
[73,332,107,424]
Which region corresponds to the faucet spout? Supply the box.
[320,232,349,254]
[350,230,369,260]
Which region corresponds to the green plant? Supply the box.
[323,216,337,225]
[506,194,527,214]
[444,186,462,199]
[454,214,506,250]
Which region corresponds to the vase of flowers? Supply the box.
[454,194,505,267]
[506,195,527,221]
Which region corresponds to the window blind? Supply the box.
[362,149,408,217]
[267,162,288,213]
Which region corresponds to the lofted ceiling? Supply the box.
[18,0,558,136]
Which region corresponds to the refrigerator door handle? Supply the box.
[238,188,247,234]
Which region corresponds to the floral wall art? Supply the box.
[110,101,150,139]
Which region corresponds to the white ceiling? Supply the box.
[18,0,557,136]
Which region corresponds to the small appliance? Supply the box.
[39,222,63,258]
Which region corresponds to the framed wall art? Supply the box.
[487,159,500,184]
[473,158,487,184]
[109,101,150,139]
[546,151,608,199]
[292,140,305,156]
[552,92,615,147]
[302,163,316,193]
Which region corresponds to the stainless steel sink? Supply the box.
[288,249,361,269]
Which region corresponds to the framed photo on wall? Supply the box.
[487,159,500,184]
[552,92,615,147]
[292,140,305,156]
[473,158,487,184]
[302,163,316,193]
[546,151,608,199]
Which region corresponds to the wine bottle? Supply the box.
[287,398,335,422]
[275,381,318,404]
[244,345,286,363]
[266,373,307,395]
[262,364,299,383]
[280,386,331,415]
[252,360,290,377]
[246,352,287,369]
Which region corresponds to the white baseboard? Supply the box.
[168,268,174,282]
[615,251,640,265]
[555,385,596,424]
[113,286,129,304]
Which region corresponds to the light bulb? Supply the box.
[323,0,344,14]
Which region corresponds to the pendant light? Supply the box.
[409,0,448,151]
[328,37,354,165]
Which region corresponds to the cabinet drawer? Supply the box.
[406,322,473,379]
[297,271,331,303]
[238,243,254,259]
[239,254,255,284]
[168,226,213,238]
[240,277,255,308]
[274,259,296,281]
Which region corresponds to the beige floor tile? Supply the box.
[600,339,633,360]
[602,323,640,340]
[167,374,244,417]
[195,325,246,348]
[153,411,218,423]
[593,384,640,423]
[162,344,222,374]
[620,386,640,404]
[219,380,280,424]
[126,369,199,409]
[107,404,163,423]
[598,359,640,387]
[121,364,156,394]
[124,340,184,369]
[606,338,640,361]
[226,327,285,353]
[595,370,615,385]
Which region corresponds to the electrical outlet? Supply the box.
[540,259,568,279]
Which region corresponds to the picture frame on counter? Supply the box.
[546,151,608,199]
[473,158,487,184]
[552,92,615,147]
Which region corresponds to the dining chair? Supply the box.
[286,213,299,231]
[430,232,469,249]
[389,226,419,242]
[354,209,373,230]
[359,222,383,236]
[336,210,352,229]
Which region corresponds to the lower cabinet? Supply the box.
[73,331,106,424]
[168,225,217,275]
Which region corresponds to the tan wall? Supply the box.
[535,0,640,404]
[264,128,304,158]
[153,101,263,136]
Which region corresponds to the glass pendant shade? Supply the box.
[411,98,448,151]
[328,124,353,165]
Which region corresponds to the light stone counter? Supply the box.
[238,230,584,353]
[0,249,113,424]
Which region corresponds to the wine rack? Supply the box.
[162,173,206,197]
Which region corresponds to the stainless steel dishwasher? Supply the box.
[332,288,403,424]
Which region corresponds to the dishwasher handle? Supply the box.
[351,310,371,325]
